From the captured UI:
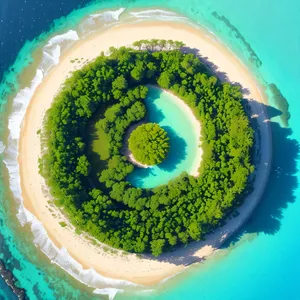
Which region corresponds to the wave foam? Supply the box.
[46,30,79,47]
[41,45,61,74]
[7,69,43,140]
[93,288,123,300]
[16,205,135,288]
[0,141,6,154]
[130,9,187,21]
[41,30,79,74]
[79,8,125,35]
[90,8,125,21]
[4,26,137,290]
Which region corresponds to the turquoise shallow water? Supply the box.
[0,0,299,299]
[128,87,200,188]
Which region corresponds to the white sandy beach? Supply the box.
[19,22,272,286]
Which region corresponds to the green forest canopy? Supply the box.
[128,123,170,166]
[40,40,254,256]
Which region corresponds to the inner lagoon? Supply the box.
[128,86,201,188]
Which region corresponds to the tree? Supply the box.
[151,239,165,256]
[130,61,145,82]
[76,155,90,176]
[112,75,128,90]
[157,71,174,89]
[128,123,170,165]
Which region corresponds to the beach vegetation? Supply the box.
[75,228,82,235]
[59,221,67,227]
[40,41,254,256]
[132,39,184,51]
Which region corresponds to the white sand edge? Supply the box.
[19,21,272,286]
[156,87,202,177]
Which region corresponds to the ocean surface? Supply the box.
[128,87,201,188]
[0,0,299,299]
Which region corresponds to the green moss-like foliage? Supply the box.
[128,123,169,165]
[40,40,254,256]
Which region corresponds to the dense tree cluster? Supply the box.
[40,41,254,256]
[132,39,185,51]
[128,123,169,165]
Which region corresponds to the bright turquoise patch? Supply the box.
[128,86,200,188]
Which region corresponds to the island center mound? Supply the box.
[128,123,170,166]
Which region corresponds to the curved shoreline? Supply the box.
[123,86,202,175]
[18,21,271,286]
[123,121,151,169]
[153,86,202,177]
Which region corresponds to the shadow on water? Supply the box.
[142,101,299,266]
[86,78,298,264]
[128,126,187,187]
[177,47,300,248]
[146,86,188,172]
[128,167,156,188]
[145,86,166,123]
[264,105,284,119]
[129,86,189,187]
[159,126,187,172]
[223,109,299,247]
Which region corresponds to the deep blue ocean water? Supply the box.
[0,0,299,299]
[0,276,16,300]
[0,0,93,79]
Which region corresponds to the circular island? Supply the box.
[39,40,254,257]
[19,22,271,286]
